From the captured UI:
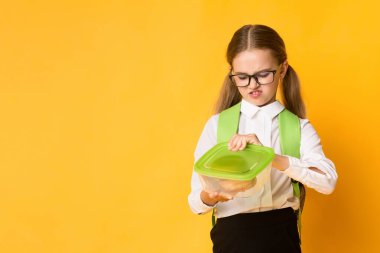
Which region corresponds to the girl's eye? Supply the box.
[257,72,270,78]
[237,75,248,80]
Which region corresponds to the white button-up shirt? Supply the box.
[188,99,338,218]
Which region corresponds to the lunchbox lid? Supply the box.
[194,142,275,180]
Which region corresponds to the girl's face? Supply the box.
[231,49,288,107]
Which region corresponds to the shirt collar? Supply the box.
[240,98,285,120]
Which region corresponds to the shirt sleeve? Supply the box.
[281,119,338,195]
[188,114,219,214]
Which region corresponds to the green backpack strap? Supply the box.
[217,102,241,143]
[278,109,305,243]
[211,102,241,226]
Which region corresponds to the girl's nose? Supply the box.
[248,77,260,88]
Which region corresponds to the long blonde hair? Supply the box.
[214,24,306,118]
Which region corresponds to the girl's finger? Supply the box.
[234,138,241,151]
[231,136,240,149]
[240,139,246,150]
[228,134,238,149]
[233,138,242,151]
[239,139,247,150]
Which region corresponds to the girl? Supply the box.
[188,24,338,253]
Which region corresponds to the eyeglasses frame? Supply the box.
[228,65,281,87]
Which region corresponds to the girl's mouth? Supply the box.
[249,90,262,98]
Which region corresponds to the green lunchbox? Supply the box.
[194,142,275,197]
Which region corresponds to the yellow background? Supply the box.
[1,0,379,252]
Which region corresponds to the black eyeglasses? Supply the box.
[229,69,278,87]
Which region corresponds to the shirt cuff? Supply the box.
[282,155,308,182]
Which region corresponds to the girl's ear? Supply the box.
[281,60,289,78]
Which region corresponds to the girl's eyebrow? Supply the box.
[234,68,273,75]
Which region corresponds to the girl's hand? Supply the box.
[228,133,262,151]
[200,190,232,206]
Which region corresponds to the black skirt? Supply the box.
[210,207,301,253]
